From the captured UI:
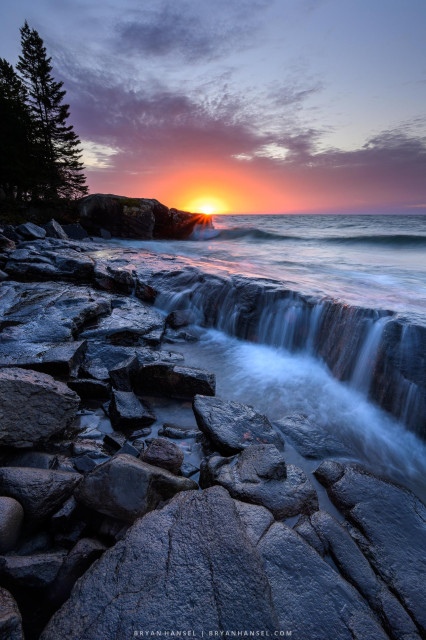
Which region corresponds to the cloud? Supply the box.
[116,1,271,62]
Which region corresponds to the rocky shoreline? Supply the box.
[0,219,425,640]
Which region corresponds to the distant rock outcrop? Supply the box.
[78,193,213,239]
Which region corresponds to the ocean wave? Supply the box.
[212,227,426,247]
[324,234,426,247]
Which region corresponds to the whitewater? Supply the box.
[113,214,426,500]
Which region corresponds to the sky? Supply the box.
[1,0,426,214]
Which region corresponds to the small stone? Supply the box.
[17,222,46,240]
[109,388,155,430]
[109,355,139,391]
[141,438,184,474]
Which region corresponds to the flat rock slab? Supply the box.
[0,497,24,553]
[0,587,24,640]
[0,368,80,447]
[41,486,279,639]
[0,467,81,529]
[315,461,426,635]
[141,437,184,474]
[75,453,197,522]
[80,300,164,344]
[136,364,215,398]
[193,395,283,454]
[201,445,318,518]
[109,389,155,430]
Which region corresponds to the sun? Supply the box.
[185,196,228,215]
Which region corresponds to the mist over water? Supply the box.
[114,214,426,499]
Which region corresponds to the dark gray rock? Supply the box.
[275,413,351,458]
[166,309,196,329]
[116,442,139,457]
[80,300,164,345]
[258,522,389,640]
[135,364,215,398]
[17,222,46,240]
[73,456,98,474]
[180,462,199,478]
[193,395,283,455]
[68,378,110,399]
[310,510,421,640]
[75,454,197,522]
[103,432,126,452]
[201,445,318,518]
[39,341,87,377]
[109,389,155,430]
[108,355,138,390]
[233,499,275,546]
[41,486,278,640]
[316,462,426,634]
[45,219,68,240]
[50,497,79,533]
[0,269,8,281]
[0,551,65,588]
[0,497,24,553]
[0,368,80,448]
[0,467,81,529]
[141,438,184,474]
[313,459,345,487]
[293,515,325,556]
[0,587,24,640]
[0,451,57,470]
[47,538,106,609]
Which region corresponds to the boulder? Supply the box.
[0,467,81,528]
[258,522,389,640]
[135,364,215,398]
[16,222,46,240]
[0,552,66,588]
[275,413,351,458]
[141,438,184,474]
[75,454,197,522]
[315,461,426,634]
[0,497,24,553]
[61,223,88,240]
[45,219,68,240]
[193,395,283,454]
[0,587,24,640]
[201,445,318,518]
[309,510,421,639]
[41,486,278,639]
[109,389,155,430]
[0,368,80,448]
[47,538,106,609]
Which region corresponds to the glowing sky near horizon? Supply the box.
[1,0,426,213]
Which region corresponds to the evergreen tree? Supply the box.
[0,58,35,200]
[16,21,87,200]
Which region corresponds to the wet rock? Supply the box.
[166,309,196,329]
[39,341,87,377]
[73,456,98,474]
[310,510,421,640]
[258,522,389,640]
[75,453,197,523]
[103,432,126,452]
[0,467,81,529]
[313,459,345,487]
[0,269,8,281]
[233,500,275,547]
[0,587,24,640]
[0,497,24,553]
[0,552,65,588]
[134,364,215,398]
[158,423,201,439]
[68,378,110,399]
[201,445,318,518]
[109,389,155,430]
[141,438,184,474]
[17,222,46,240]
[47,538,106,609]
[108,354,138,390]
[80,299,164,345]
[193,395,283,455]
[293,515,325,556]
[0,368,80,448]
[116,442,139,457]
[180,462,199,478]
[50,497,79,533]
[41,486,278,640]
[316,462,426,634]
[275,413,351,458]
[45,219,68,240]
